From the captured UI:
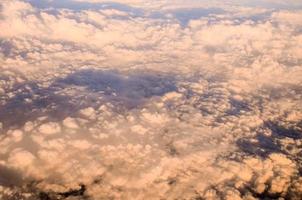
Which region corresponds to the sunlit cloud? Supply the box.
[0,0,301,199]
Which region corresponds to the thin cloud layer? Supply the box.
[0,0,301,199]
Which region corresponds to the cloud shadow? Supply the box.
[169,7,225,26]
[237,120,302,158]
[26,0,143,15]
[0,69,177,130]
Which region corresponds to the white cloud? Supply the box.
[0,0,301,199]
[8,148,36,169]
[63,117,80,129]
[38,122,62,135]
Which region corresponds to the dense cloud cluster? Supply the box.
[0,0,301,199]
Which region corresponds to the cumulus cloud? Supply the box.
[0,0,301,199]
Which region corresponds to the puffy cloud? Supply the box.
[38,122,62,135]
[0,0,301,199]
[8,149,36,169]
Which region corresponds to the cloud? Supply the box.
[0,0,301,199]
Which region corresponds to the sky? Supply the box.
[0,0,302,199]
